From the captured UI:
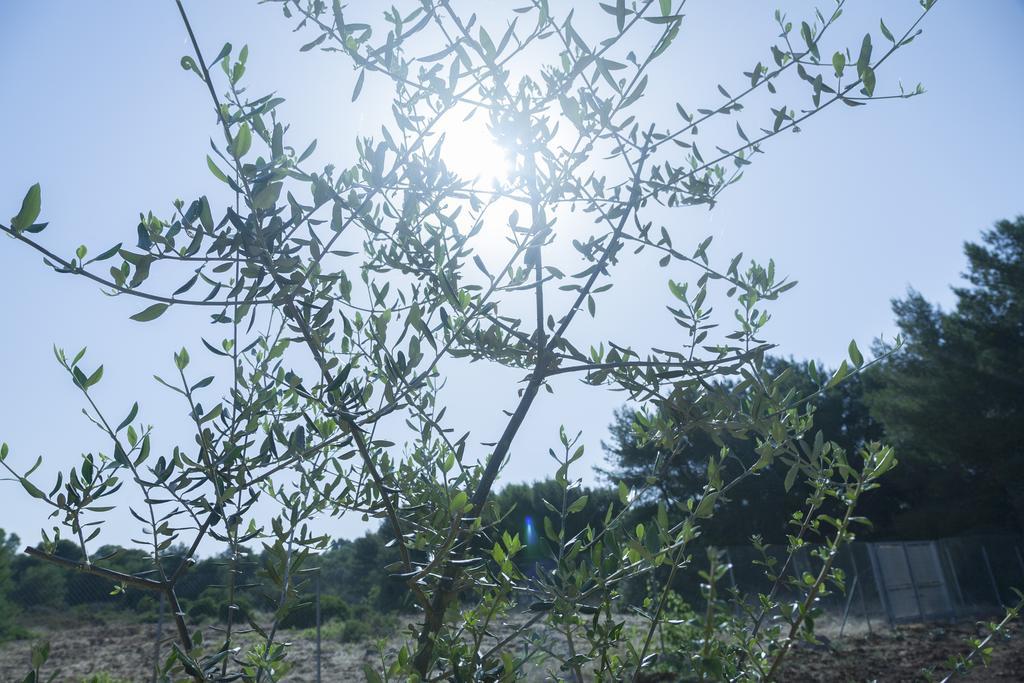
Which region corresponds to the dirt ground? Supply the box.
[0,617,370,682]
[779,621,1024,682]
[1,616,1021,682]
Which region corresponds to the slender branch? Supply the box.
[540,345,775,379]
[765,488,860,680]
[23,546,163,590]
[0,224,270,307]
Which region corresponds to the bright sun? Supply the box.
[438,114,513,187]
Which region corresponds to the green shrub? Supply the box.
[11,562,65,609]
[309,612,396,644]
[134,595,159,621]
[187,596,219,622]
[0,623,31,642]
[279,594,349,629]
[185,587,254,623]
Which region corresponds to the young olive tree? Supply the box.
[2,0,938,680]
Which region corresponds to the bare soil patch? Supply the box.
[779,622,1024,682]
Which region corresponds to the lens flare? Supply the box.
[438,115,511,187]
[524,515,537,548]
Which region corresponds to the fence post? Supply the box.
[849,545,872,635]
[980,544,1004,608]
[941,542,963,621]
[867,543,895,629]
[316,568,322,683]
[839,574,858,638]
[901,543,926,621]
[153,591,165,683]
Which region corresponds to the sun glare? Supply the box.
[439,115,513,187]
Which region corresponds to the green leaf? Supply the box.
[117,403,139,432]
[479,27,496,57]
[91,243,122,263]
[30,641,49,669]
[86,365,104,388]
[668,279,687,301]
[832,51,845,78]
[136,224,151,250]
[799,22,819,60]
[491,542,506,564]
[784,460,800,492]
[660,0,671,16]
[449,491,468,514]
[828,359,850,388]
[232,123,252,158]
[20,478,47,500]
[861,65,876,97]
[206,156,230,184]
[657,500,669,530]
[736,122,748,142]
[252,182,283,210]
[212,42,232,65]
[880,19,895,43]
[856,33,873,76]
[200,404,223,424]
[544,515,558,541]
[130,303,169,322]
[848,339,864,366]
[567,495,589,514]
[870,446,897,477]
[352,70,366,102]
[199,196,214,233]
[298,139,318,163]
[300,33,328,52]
[694,492,717,518]
[559,95,583,130]
[180,55,199,75]
[272,123,283,159]
[11,183,41,233]
[112,444,129,471]
[332,0,345,31]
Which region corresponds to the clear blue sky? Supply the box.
[1,1,1022,549]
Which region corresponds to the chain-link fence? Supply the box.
[718,534,1024,636]
[4,535,1023,680]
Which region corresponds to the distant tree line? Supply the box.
[600,217,1024,544]
[0,527,402,640]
